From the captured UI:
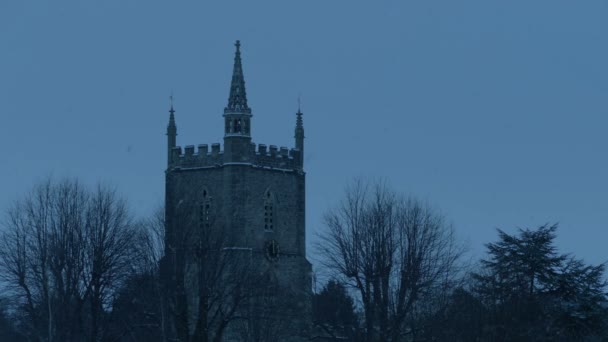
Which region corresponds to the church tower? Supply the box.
[163,41,311,342]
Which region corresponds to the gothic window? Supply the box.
[264,190,274,231]
[235,119,242,133]
[199,190,212,230]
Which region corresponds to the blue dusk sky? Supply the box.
[1,1,607,266]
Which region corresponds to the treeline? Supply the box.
[0,178,606,342]
[0,177,302,342]
[0,178,164,342]
[312,180,608,342]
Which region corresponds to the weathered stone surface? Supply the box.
[163,41,311,341]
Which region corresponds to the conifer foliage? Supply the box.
[471,224,608,341]
[313,280,358,340]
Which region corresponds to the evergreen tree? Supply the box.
[106,273,164,342]
[472,224,608,341]
[418,287,486,342]
[313,280,358,339]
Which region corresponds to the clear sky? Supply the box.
[1,1,606,266]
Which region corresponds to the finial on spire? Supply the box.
[169,92,175,115]
[297,94,302,113]
[225,40,251,114]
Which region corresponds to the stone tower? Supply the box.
[163,41,311,341]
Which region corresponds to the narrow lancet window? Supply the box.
[264,190,274,231]
[199,190,212,230]
[235,119,242,133]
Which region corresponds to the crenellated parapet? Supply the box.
[169,143,224,169]
[254,144,301,171]
[169,142,302,171]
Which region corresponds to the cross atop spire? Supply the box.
[225,40,251,114]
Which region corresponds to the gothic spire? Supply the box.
[296,108,303,130]
[296,96,303,129]
[225,40,251,114]
[295,99,304,166]
[168,94,176,128]
[167,94,177,166]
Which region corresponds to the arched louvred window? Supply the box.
[264,190,274,231]
[199,189,212,230]
[236,119,242,133]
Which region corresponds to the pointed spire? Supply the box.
[295,96,304,167]
[168,94,176,127]
[296,95,303,128]
[225,40,251,114]
[167,94,177,166]
[167,94,177,138]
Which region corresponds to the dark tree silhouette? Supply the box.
[313,280,359,340]
[106,272,163,341]
[0,297,23,341]
[0,178,138,342]
[472,224,608,341]
[416,287,486,342]
[105,206,167,342]
[318,179,464,341]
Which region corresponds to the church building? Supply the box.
[162,41,312,341]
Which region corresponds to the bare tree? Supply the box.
[103,206,167,342]
[318,179,464,341]
[83,184,136,342]
[0,178,89,341]
[0,178,138,342]
[162,190,303,342]
[163,189,256,342]
[136,206,166,274]
[230,281,299,342]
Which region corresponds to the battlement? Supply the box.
[169,142,302,171]
[169,144,224,169]
[254,143,301,170]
